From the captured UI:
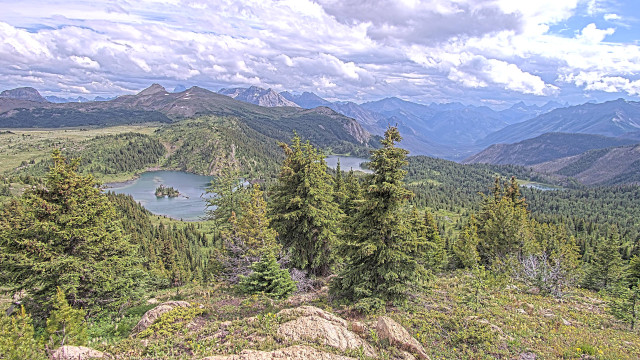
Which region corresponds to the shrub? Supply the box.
[237,251,297,300]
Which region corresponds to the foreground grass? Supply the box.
[57,272,636,359]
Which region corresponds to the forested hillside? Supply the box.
[1,126,639,360]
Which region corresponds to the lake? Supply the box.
[106,171,213,221]
[325,155,372,173]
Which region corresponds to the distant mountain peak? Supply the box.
[219,86,299,107]
[0,87,48,103]
[138,84,167,96]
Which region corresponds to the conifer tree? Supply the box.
[0,150,145,317]
[237,250,297,299]
[218,185,279,282]
[236,184,279,257]
[424,210,447,271]
[331,126,428,310]
[45,287,87,348]
[459,177,532,267]
[609,255,640,330]
[454,219,481,268]
[205,159,247,231]
[333,159,347,208]
[584,226,624,290]
[0,306,46,360]
[342,169,362,217]
[270,135,342,276]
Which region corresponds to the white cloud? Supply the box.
[0,0,638,104]
[604,13,621,21]
[577,23,615,43]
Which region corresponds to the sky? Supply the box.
[1,0,640,107]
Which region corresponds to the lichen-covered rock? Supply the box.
[202,345,356,360]
[376,316,430,360]
[278,305,347,327]
[130,300,191,336]
[276,307,376,358]
[50,346,109,360]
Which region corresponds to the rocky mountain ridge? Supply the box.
[464,133,639,166]
[219,86,299,107]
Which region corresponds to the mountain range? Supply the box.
[3,84,640,177]
[531,143,640,186]
[478,99,640,146]
[0,85,373,152]
[219,86,299,107]
[463,133,639,166]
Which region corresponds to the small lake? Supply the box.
[522,182,561,191]
[325,155,372,173]
[106,171,213,221]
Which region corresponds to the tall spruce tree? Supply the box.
[0,150,145,317]
[270,135,342,276]
[205,159,247,231]
[331,126,428,310]
[584,226,624,290]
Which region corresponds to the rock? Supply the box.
[516,309,526,314]
[278,305,347,327]
[543,313,555,318]
[277,316,376,357]
[130,300,191,336]
[525,303,535,314]
[376,316,430,360]
[351,321,366,335]
[519,352,536,360]
[146,298,159,304]
[398,351,417,360]
[50,346,109,360]
[202,345,356,359]
[562,318,572,326]
[527,287,541,295]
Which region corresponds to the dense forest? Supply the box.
[1,126,639,359]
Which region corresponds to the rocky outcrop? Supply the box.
[0,87,47,102]
[276,306,376,357]
[376,316,430,360]
[202,345,356,360]
[137,83,167,97]
[130,300,191,336]
[50,346,109,360]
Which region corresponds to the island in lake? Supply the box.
[155,184,180,198]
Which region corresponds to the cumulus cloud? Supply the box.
[0,0,638,104]
[317,0,521,45]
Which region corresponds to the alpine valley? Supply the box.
[2,83,640,360]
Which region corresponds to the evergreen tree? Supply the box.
[218,185,279,283]
[454,219,480,268]
[237,251,297,299]
[333,159,347,208]
[609,255,640,330]
[331,126,428,310]
[45,287,87,348]
[584,226,624,290]
[0,150,145,317]
[459,177,533,268]
[270,135,342,276]
[205,159,247,231]
[0,306,46,360]
[342,169,363,217]
[236,184,279,257]
[424,210,448,271]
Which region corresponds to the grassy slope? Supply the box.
[26,274,633,359]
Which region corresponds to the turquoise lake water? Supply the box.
[106,156,370,220]
[325,155,372,173]
[106,171,213,221]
